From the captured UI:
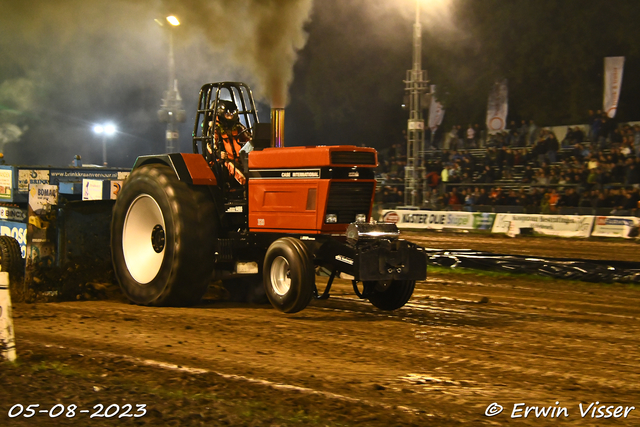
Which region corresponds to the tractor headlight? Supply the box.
[325,214,338,224]
[355,214,367,223]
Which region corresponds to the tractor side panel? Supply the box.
[247,145,377,234]
[248,180,320,232]
[248,178,376,234]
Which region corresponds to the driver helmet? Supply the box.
[216,100,239,125]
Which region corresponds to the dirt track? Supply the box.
[3,233,640,425]
[403,231,640,262]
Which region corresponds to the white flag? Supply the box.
[604,56,624,118]
[428,85,445,130]
[486,79,508,133]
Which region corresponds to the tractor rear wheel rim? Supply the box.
[271,256,291,296]
[122,194,166,284]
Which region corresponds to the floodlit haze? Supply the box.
[1,0,640,167]
[0,0,314,166]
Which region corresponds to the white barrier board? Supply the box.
[82,179,104,201]
[591,216,640,238]
[492,214,594,238]
[381,209,637,239]
[381,210,475,230]
[0,272,16,362]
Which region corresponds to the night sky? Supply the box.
[1,0,639,168]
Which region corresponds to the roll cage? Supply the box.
[192,82,260,162]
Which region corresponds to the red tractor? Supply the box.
[111,82,426,313]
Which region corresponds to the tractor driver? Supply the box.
[206,100,253,186]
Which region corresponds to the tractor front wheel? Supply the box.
[365,280,415,311]
[263,237,314,313]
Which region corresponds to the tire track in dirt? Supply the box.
[11,266,640,425]
[403,231,640,263]
[318,278,640,404]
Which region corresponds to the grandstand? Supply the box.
[376,121,640,216]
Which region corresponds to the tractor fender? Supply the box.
[132,153,217,186]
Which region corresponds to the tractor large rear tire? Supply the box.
[0,236,23,276]
[365,280,415,311]
[111,164,217,306]
[263,237,314,313]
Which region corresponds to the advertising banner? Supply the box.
[591,216,639,238]
[428,85,445,131]
[110,180,123,200]
[49,169,120,186]
[381,210,494,231]
[381,210,640,240]
[486,79,508,133]
[0,221,27,258]
[492,214,594,238]
[82,179,104,200]
[382,210,472,230]
[604,56,625,118]
[0,169,12,201]
[0,206,27,223]
[26,184,58,267]
[18,169,50,193]
[472,212,496,230]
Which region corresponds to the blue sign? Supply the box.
[0,221,27,258]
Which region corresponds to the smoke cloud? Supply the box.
[161,0,314,107]
[0,77,37,152]
[0,0,314,165]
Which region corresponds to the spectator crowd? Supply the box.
[376,113,640,214]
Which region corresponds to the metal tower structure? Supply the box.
[158,19,186,153]
[403,0,429,207]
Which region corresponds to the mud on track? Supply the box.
[403,230,640,262]
[0,234,640,426]
[4,233,640,425]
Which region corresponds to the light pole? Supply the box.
[93,123,116,166]
[157,15,186,153]
[403,0,430,207]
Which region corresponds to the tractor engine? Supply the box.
[247,145,377,234]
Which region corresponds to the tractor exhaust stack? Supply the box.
[271,108,284,148]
